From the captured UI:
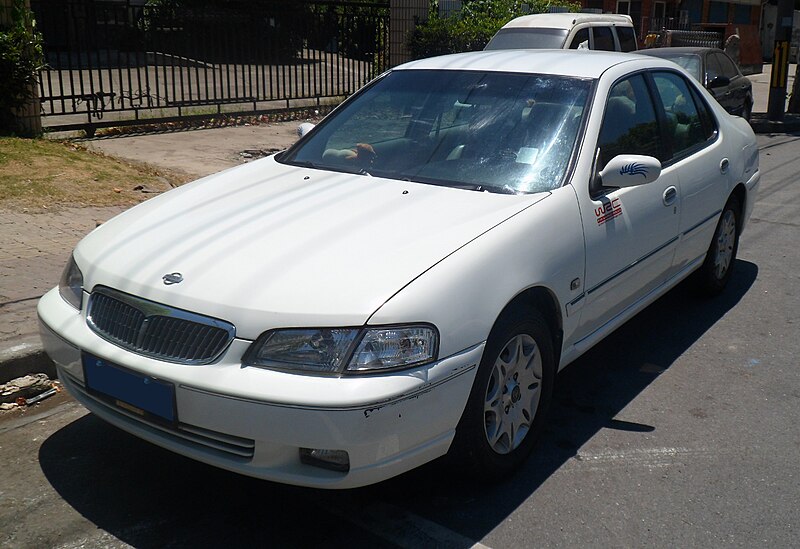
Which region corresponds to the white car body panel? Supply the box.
[38,50,759,488]
[76,157,538,340]
[369,185,586,359]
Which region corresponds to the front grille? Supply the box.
[87,287,235,365]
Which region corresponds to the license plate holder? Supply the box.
[82,353,176,424]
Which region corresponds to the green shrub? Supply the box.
[0,0,44,134]
[407,0,579,60]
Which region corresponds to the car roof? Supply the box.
[501,13,633,29]
[394,49,667,79]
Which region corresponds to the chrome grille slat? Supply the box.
[87,287,235,365]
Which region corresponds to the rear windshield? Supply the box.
[484,28,569,50]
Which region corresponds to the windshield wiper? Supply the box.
[477,184,519,195]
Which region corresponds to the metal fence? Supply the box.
[30,0,390,133]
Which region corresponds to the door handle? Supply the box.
[663,186,677,206]
[720,158,729,173]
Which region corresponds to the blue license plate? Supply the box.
[82,353,176,423]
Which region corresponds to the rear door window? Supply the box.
[652,71,713,160]
[592,27,616,51]
[617,27,637,52]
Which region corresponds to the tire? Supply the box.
[451,308,555,479]
[742,99,752,123]
[695,195,741,296]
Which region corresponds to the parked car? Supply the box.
[484,13,637,52]
[39,49,759,489]
[639,47,753,121]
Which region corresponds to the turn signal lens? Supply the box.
[58,255,84,310]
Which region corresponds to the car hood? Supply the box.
[76,156,547,340]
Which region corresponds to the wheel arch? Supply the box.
[730,182,747,230]
[496,286,564,367]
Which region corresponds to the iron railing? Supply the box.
[30,0,389,133]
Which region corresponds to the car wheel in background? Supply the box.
[742,98,752,122]
[695,195,741,296]
[451,307,555,478]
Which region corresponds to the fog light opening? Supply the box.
[299,448,350,473]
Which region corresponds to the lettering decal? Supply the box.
[619,162,648,178]
[594,197,622,225]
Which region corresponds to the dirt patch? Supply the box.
[0,138,189,212]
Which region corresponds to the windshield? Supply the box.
[484,28,570,50]
[282,70,591,194]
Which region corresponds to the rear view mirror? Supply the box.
[599,154,661,188]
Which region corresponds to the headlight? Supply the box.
[245,328,360,373]
[244,325,438,374]
[347,326,437,372]
[58,254,83,310]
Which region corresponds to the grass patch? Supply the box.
[0,137,188,211]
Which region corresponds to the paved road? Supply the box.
[1,133,798,548]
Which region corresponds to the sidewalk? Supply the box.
[748,62,800,133]
[2,65,800,382]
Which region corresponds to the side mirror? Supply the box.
[599,154,661,188]
[707,75,730,89]
[297,122,316,138]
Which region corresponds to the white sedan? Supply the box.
[38,50,759,489]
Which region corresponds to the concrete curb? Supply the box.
[750,113,800,134]
[0,342,54,385]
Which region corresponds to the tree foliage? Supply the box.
[0,0,44,134]
[406,0,580,60]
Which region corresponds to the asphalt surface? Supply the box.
[1,133,798,548]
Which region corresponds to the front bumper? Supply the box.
[38,288,482,489]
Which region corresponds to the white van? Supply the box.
[484,13,638,52]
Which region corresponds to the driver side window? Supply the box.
[597,74,662,170]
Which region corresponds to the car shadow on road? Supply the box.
[38,260,758,548]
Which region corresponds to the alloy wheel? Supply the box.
[483,334,542,454]
[714,209,737,279]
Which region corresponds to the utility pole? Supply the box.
[767,0,795,121]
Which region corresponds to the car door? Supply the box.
[713,51,750,116]
[649,70,728,274]
[705,52,736,114]
[574,73,681,338]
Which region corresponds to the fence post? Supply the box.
[389,0,428,66]
[2,0,42,136]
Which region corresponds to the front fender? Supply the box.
[367,185,586,363]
